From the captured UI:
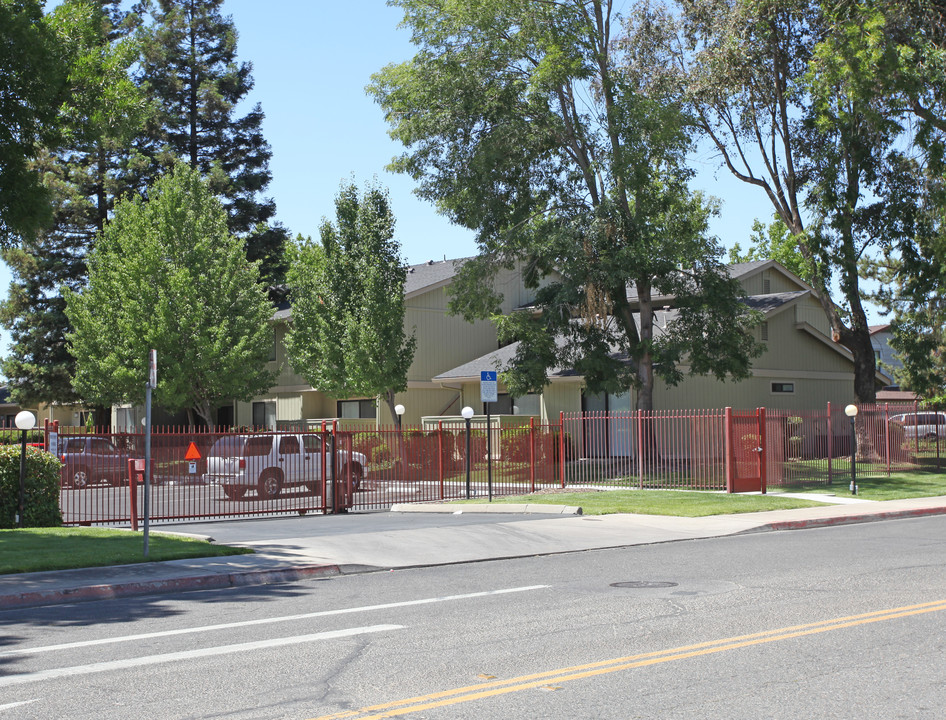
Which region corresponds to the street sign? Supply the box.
[149,349,157,389]
[185,442,202,461]
[480,370,498,403]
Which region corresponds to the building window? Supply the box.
[771,382,795,394]
[252,401,276,429]
[492,394,514,415]
[762,274,771,294]
[337,399,376,419]
[761,322,769,341]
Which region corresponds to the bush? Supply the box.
[0,445,62,528]
[0,428,44,446]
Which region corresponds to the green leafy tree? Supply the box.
[284,181,416,425]
[132,0,288,288]
[667,0,929,402]
[729,218,819,287]
[64,163,277,426]
[370,0,760,410]
[0,0,146,417]
[0,0,68,244]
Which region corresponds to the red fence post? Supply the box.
[759,407,767,495]
[827,401,833,485]
[637,409,644,489]
[559,411,566,488]
[438,420,445,500]
[529,417,536,493]
[885,403,891,477]
[127,458,139,531]
[724,407,733,493]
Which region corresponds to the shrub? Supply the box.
[0,429,44,446]
[0,445,62,528]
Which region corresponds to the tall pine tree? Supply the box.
[133,0,288,288]
[0,0,145,414]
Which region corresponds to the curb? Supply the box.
[1,563,342,611]
[747,505,946,533]
[390,503,583,515]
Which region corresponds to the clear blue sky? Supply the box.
[1,1,876,358]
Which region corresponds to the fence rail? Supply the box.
[41,401,942,526]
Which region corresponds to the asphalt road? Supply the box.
[3,516,946,719]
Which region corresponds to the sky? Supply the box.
[1,1,876,357]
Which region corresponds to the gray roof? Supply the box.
[743,290,808,314]
[404,257,471,295]
[272,256,472,320]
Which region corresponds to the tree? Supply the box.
[666,0,928,403]
[284,180,416,425]
[0,0,68,244]
[729,218,820,288]
[132,0,288,288]
[370,0,760,410]
[0,0,146,416]
[64,163,277,426]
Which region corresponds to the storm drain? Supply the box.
[610,581,678,589]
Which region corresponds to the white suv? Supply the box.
[889,412,946,440]
[205,433,366,500]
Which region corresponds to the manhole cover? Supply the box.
[610,581,678,589]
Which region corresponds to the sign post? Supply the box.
[144,349,156,557]
[480,371,497,501]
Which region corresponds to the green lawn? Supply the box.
[453,469,946,515]
[0,527,252,575]
[455,489,826,516]
[771,468,946,502]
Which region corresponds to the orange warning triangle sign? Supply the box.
[184,442,202,460]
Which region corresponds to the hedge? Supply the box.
[0,445,62,528]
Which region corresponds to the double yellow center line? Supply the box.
[311,598,946,719]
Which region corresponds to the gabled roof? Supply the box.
[404,257,471,297]
[272,257,472,320]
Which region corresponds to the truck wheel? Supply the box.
[223,487,247,500]
[344,463,364,491]
[72,468,90,489]
[257,470,282,500]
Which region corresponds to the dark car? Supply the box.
[59,436,130,489]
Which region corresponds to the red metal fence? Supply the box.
[48,419,565,526]
[43,401,942,526]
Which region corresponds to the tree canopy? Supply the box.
[133,0,288,288]
[0,0,68,244]
[284,180,416,425]
[64,163,276,426]
[0,0,146,412]
[370,0,761,410]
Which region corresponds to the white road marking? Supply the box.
[0,699,40,711]
[1,585,547,658]
[0,625,402,687]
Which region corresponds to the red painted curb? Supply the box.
[1,564,342,610]
[759,506,946,532]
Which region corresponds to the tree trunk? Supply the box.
[636,283,655,412]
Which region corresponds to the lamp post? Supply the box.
[461,406,474,499]
[845,404,858,495]
[15,410,36,528]
[394,404,406,480]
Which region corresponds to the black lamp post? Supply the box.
[461,406,474,499]
[15,410,36,528]
[844,404,858,495]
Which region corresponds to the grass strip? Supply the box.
[0,527,251,575]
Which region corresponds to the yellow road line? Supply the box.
[310,598,946,720]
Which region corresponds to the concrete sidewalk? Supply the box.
[4,495,946,610]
